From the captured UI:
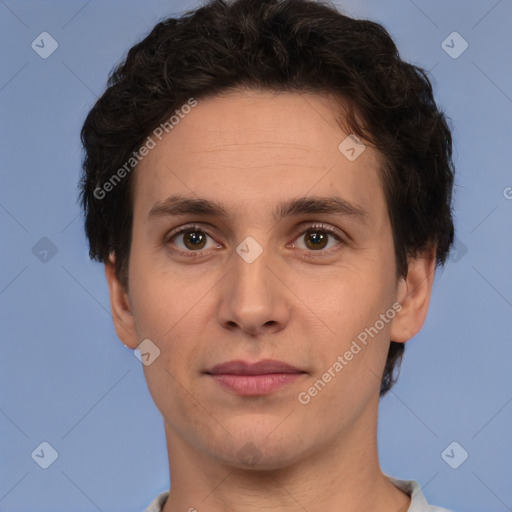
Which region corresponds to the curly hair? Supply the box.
[79,0,455,396]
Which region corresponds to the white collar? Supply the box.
[145,476,451,511]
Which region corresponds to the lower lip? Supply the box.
[208,373,305,395]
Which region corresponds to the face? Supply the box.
[107,90,433,471]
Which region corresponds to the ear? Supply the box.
[390,246,437,344]
[104,254,138,349]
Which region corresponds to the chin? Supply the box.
[211,431,307,471]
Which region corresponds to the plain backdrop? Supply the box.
[1,1,511,511]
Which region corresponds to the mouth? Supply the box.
[204,359,306,396]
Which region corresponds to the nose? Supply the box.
[217,245,290,337]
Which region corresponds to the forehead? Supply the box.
[133,90,386,223]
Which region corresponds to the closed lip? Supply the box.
[205,359,305,375]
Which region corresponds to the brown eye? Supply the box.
[304,231,329,250]
[182,230,207,250]
[291,224,343,253]
[167,226,218,253]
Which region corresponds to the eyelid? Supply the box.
[292,222,345,240]
[288,222,345,255]
[165,223,221,258]
[165,221,346,255]
[165,223,216,243]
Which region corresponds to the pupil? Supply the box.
[186,231,205,249]
[182,230,329,251]
[307,231,327,249]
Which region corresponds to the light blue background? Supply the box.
[1,1,511,511]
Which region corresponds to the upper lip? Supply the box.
[206,359,304,375]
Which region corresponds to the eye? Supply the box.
[166,224,220,255]
[165,222,344,258]
[291,223,343,252]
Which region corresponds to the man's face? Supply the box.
[119,90,404,468]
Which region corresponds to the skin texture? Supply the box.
[105,90,436,512]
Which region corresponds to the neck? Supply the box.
[161,397,410,512]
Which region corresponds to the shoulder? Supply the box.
[387,476,452,512]
[144,481,453,512]
[144,491,170,512]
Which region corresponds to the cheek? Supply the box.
[128,237,191,332]
[301,258,396,385]
[130,274,204,344]
[127,251,216,377]
[311,263,392,332]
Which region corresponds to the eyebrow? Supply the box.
[148,194,370,225]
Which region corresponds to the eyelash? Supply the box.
[165,223,345,258]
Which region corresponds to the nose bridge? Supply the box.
[232,238,273,308]
[218,235,289,335]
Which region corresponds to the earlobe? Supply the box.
[104,254,139,349]
[390,246,437,344]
